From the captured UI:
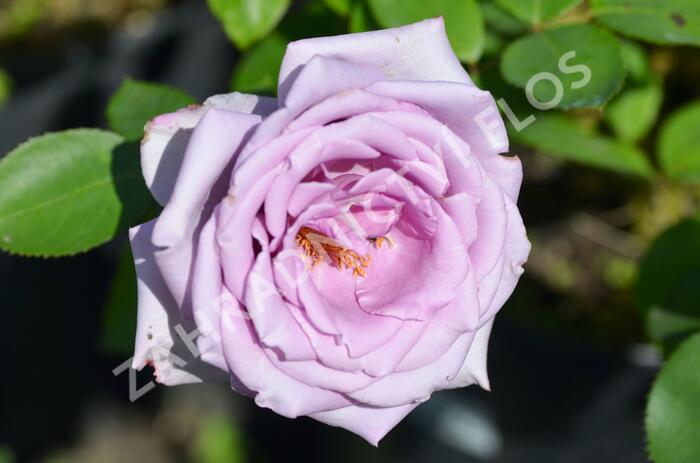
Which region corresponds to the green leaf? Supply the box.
[349,1,378,33]
[230,33,286,95]
[658,101,700,183]
[483,30,508,58]
[635,219,700,353]
[495,0,582,25]
[480,1,528,36]
[0,130,152,257]
[513,114,654,177]
[605,84,663,143]
[367,0,485,63]
[208,0,291,49]
[0,447,15,463]
[592,0,700,46]
[100,245,138,355]
[620,40,652,83]
[278,0,346,40]
[323,0,351,16]
[501,24,625,109]
[106,79,195,142]
[192,416,245,463]
[646,333,700,463]
[0,68,12,106]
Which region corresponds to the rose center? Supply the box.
[296,226,391,278]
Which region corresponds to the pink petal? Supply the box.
[286,88,428,133]
[474,194,530,324]
[346,332,475,407]
[447,319,494,391]
[366,80,508,156]
[219,296,354,418]
[130,220,228,385]
[151,108,261,320]
[279,55,384,110]
[141,92,275,205]
[396,267,480,371]
[236,56,385,167]
[280,18,473,88]
[310,403,419,446]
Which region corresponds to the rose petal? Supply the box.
[280,18,473,88]
[396,267,480,371]
[219,297,354,418]
[447,319,494,391]
[142,93,275,205]
[279,55,384,110]
[346,331,475,407]
[130,220,228,385]
[366,80,508,156]
[151,108,261,321]
[310,403,419,446]
[474,194,530,324]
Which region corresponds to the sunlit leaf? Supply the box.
[501,24,625,109]
[513,114,654,177]
[0,131,151,256]
[208,0,291,49]
[323,0,351,16]
[620,40,652,83]
[349,1,378,33]
[230,33,286,95]
[495,0,582,25]
[605,84,663,143]
[658,101,700,183]
[480,0,528,36]
[592,0,700,46]
[646,333,700,463]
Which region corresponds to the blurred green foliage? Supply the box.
[191,415,246,463]
[646,332,700,463]
[208,0,291,49]
[0,68,11,106]
[0,447,16,463]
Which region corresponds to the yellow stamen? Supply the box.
[296,226,379,278]
[370,235,394,249]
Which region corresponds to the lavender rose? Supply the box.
[130,18,530,444]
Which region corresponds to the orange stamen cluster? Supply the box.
[369,235,394,249]
[296,226,372,277]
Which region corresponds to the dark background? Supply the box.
[0,1,658,461]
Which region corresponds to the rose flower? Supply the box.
[129,18,530,444]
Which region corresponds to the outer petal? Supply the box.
[219,293,354,418]
[346,332,475,407]
[141,92,276,205]
[130,220,228,385]
[279,18,473,90]
[310,403,419,446]
[474,194,530,324]
[152,108,261,319]
[447,319,494,391]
